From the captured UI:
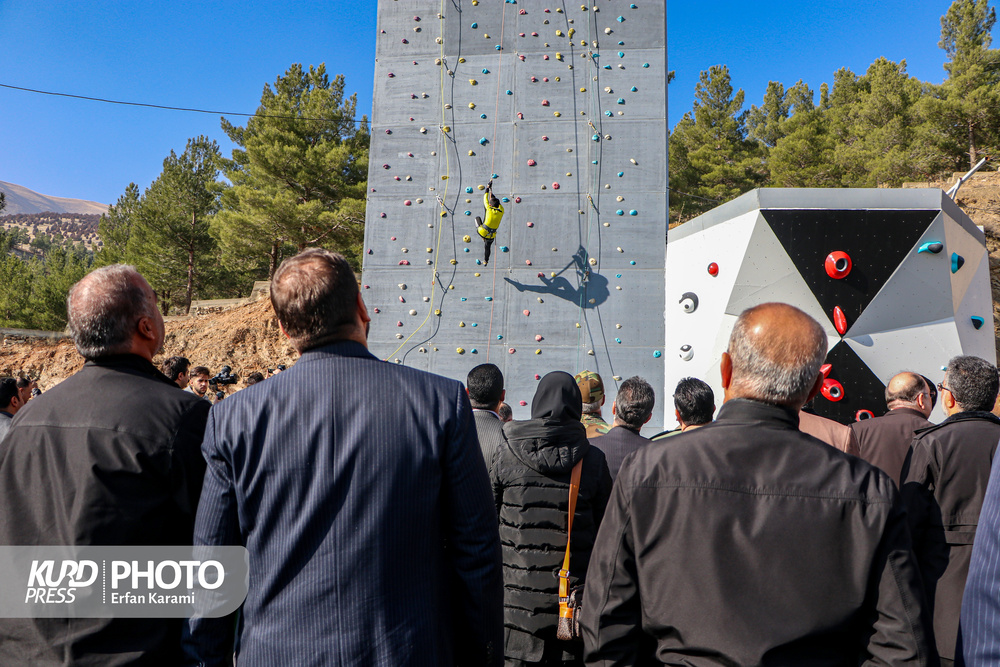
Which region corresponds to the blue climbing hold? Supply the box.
[952,253,965,273]
[506,90,513,95]
[495,45,501,50]
[618,51,624,58]
[465,211,471,216]
[616,210,624,216]
[464,248,469,252]
[618,41,624,45]
[477,259,482,265]
[480,114,487,119]
[604,65,612,70]
[592,53,600,59]
[472,323,478,327]
[479,137,488,145]
[919,241,944,254]
[482,68,489,74]
[629,210,638,216]
[630,260,636,265]
[642,63,649,68]
[460,297,467,301]
[972,316,985,330]
[653,350,662,358]
[471,22,478,28]
[466,187,474,193]
[497,334,503,339]
[471,348,478,354]
[617,15,625,22]
[617,171,624,177]
[592,134,600,141]
[630,86,637,92]
[616,274,622,278]
[630,3,637,7]
[615,338,621,344]
[605,110,612,116]
[591,160,598,164]
[501,197,510,203]
[500,246,509,252]
[492,173,499,179]
[485,296,493,301]
[617,98,625,104]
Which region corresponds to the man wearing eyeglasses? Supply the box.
[901,355,1000,667]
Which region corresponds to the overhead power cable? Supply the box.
[0,82,369,125]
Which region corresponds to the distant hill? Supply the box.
[0,180,108,215]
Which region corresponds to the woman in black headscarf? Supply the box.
[491,371,613,666]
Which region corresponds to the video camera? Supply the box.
[209,366,239,388]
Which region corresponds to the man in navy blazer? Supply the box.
[185,249,503,666]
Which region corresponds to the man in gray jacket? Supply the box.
[468,363,507,468]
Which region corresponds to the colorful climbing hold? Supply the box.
[825,251,852,279]
[972,316,985,330]
[952,253,965,273]
[833,306,848,335]
[821,378,844,402]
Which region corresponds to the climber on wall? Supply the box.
[475,179,503,266]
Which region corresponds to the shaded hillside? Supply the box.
[0,180,108,215]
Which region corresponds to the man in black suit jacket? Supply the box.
[590,376,655,480]
[468,363,507,469]
[185,249,503,667]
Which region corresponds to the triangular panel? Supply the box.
[846,318,961,386]
[810,341,890,423]
[665,211,760,395]
[943,213,988,310]
[726,217,837,340]
[763,209,938,324]
[849,212,953,336]
[955,251,996,363]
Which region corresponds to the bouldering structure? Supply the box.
[362,0,668,426]
[665,188,996,425]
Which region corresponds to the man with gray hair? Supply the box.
[589,376,654,480]
[583,303,934,665]
[850,372,933,484]
[902,355,1000,666]
[0,264,210,665]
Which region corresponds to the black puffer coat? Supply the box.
[491,372,613,662]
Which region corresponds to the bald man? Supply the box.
[850,372,933,485]
[582,303,935,665]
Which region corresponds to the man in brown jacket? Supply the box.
[851,372,933,485]
[798,408,861,456]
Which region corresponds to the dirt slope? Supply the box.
[0,296,296,391]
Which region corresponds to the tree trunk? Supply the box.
[184,212,195,314]
[969,121,977,170]
[268,242,279,279]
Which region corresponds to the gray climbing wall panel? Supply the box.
[362,0,668,427]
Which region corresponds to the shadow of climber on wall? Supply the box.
[504,246,609,309]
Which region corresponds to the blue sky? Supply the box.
[0,0,989,206]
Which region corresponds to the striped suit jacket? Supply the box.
[184,341,503,666]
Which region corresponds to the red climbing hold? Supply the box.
[833,306,848,335]
[855,409,875,421]
[825,251,852,279]
[707,262,719,276]
[821,378,844,402]
[527,159,536,166]
[819,363,832,379]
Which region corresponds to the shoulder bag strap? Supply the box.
[559,460,584,609]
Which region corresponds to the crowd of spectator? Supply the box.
[3,251,1000,666]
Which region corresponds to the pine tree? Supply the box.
[213,63,369,277]
[130,136,223,314]
[96,183,141,266]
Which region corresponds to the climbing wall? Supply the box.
[361,0,668,427]
[665,188,996,425]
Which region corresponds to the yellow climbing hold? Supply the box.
[443,126,451,132]
[553,111,561,117]
[458,57,466,63]
[575,322,581,328]
[449,259,457,265]
[535,349,542,355]
[468,150,475,156]
[459,321,466,327]
[434,309,442,316]
[556,30,563,36]
[463,235,471,242]
[580,87,586,92]
[457,347,465,354]
[478,184,485,190]
[568,28,575,38]
[469,79,477,85]
[474,272,481,277]
[468,102,476,109]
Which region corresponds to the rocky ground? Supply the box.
[2,172,999,388]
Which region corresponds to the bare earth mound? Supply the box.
[0,296,297,391]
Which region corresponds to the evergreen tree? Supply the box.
[130,136,223,314]
[668,65,765,221]
[96,182,141,266]
[926,0,1000,169]
[213,63,369,277]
